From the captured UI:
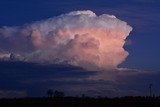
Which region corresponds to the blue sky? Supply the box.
[0,0,160,97]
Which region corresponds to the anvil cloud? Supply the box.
[0,10,132,70]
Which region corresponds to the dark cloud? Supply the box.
[0,61,159,97]
[0,61,96,80]
[0,61,96,96]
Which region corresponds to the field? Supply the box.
[0,96,160,107]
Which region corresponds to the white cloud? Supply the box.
[0,10,132,71]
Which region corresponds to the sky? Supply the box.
[0,0,160,98]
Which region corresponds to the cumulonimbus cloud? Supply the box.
[0,10,132,70]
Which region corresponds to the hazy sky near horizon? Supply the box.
[0,0,160,97]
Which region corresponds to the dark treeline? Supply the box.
[1,96,160,107]
[0,89,160,107]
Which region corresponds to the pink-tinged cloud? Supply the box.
[0,10,132,70]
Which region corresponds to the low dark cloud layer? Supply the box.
[0,61,159,97]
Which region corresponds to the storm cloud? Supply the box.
[0,10,132,70]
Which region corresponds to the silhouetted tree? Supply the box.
[149,84,153,97]
[54,90,65,98]
[82,94,85,98]
[47,89,54,98]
